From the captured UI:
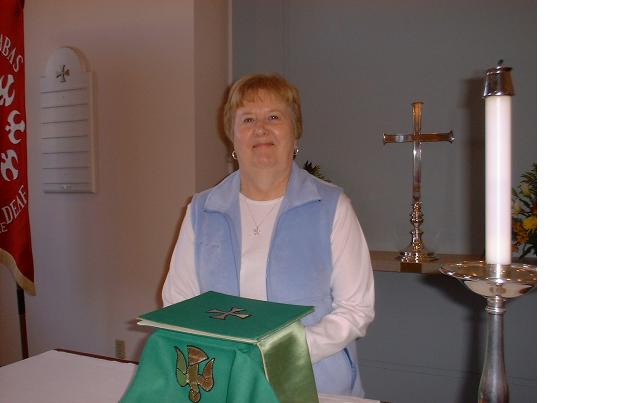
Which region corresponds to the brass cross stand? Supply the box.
[383,101,454,263]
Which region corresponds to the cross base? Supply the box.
[398,201,438,263]
[400,248,438,264]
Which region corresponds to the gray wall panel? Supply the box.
[232,1,537,401]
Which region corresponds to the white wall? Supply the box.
[195,0,233,191]
[0,0,229,364]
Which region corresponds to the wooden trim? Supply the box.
[54,348,138,365]
[370,250,482,275]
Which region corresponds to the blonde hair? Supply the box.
[223,73,303,141]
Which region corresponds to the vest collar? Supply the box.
[203,163,321,214]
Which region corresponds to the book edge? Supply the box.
[137,319,257,344]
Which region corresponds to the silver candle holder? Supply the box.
[440,61,537,403]
[440,261,536,402]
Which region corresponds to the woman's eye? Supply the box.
[242,117,254,123]
[268,114,280,120]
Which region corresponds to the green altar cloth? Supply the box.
[120,291,319,403]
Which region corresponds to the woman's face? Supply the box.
[233,90,297,173]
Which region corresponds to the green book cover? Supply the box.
[137,291,314,344]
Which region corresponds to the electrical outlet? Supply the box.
[115,339,125,359]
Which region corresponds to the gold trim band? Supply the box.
[0,248,36,296]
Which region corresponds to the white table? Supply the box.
[0,350,380,403]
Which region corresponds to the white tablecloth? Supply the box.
[0,350,379,403]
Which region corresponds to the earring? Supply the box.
[293,146,299,158]
[231,150,238,160]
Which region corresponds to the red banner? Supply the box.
[1,0,35,295]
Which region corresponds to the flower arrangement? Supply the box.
[512,163,537,258]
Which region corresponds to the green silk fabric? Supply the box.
[121,326,318,403]
[258,321,318,403]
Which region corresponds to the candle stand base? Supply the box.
[440,261,537,403]
[400,248,438,264]
[398,201,438,263]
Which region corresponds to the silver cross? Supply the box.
[383,101,454,263]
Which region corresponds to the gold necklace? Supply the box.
[242,197,279,236]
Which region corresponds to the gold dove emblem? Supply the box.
[175,345,214,402]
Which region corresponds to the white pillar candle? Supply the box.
[485,95,512,265]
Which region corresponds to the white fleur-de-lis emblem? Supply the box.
[56,65,70,83]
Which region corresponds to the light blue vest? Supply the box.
[190,163,364,397]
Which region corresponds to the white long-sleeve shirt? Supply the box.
[162,193,375,363]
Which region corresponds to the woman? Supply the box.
[162,73,375,397]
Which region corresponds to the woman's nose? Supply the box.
[254,120,267,135]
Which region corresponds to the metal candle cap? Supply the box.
[483,60,514,97]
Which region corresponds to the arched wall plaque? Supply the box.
[40,47,95,193]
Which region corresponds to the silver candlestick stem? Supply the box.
[383,101,454,263]
[440,261,536,403]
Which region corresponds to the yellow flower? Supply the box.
[523,215,537,231]
[513,221,529,244]
[512,163,536,257]
[512,200,523,215]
